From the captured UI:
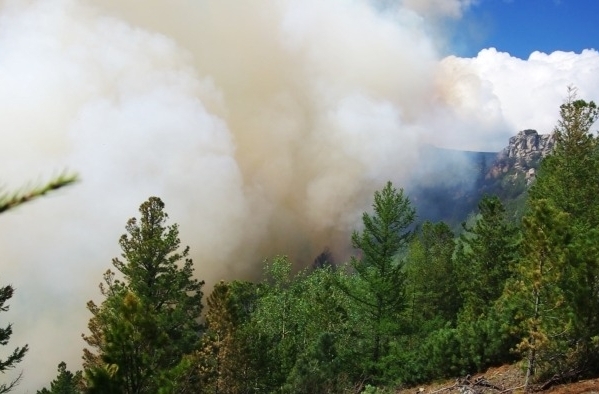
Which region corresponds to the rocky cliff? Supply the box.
[489,129,554,183]
[411,129,555,227]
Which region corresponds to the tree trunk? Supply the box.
[525,288,540,391]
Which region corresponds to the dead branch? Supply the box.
[428,382,458,394]
[497,384,525,394]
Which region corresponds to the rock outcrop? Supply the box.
[489,129,554,183]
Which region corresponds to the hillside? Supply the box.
[396,363,599,394]
[410,129,554,228]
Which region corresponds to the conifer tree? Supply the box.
[523,88,599,378]
[454,196,519,319]
[83,197,204,393]
[530,87,599,220]
[452,196,519,370]
[0,173,77,214]
[1,174,76,393]
[0,285,28,394]
[340,181,415,379]
[36,362,84,394]
[506,200,572,389]
[195,280,255,394]
[406,221,458,330]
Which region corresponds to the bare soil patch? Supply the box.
[395,364,599,394]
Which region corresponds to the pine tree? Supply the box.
[36,362,84,394]
[406,221,458,330]
[530,87,599,220]
[452,196,519,370]
[195,281,252,394]
[340,181,415,379]
[507,200,572,389]
[524,88,599,378]
[0,285,28,394]
[1,174,76,393]
[83,197,204,393]
[454,196,519,319]
[0,173,77,214]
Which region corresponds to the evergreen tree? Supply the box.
[406,221,458,330]
[504,200,572,389]
[1,174,76,393]
[454,196,519,318]
[36,362,84,394]
[451,196,519,371]
[340,181,415,380]
[195,280,258,394]
[523,88,599,379]
[83,197,204,393]
[530,87,599,220]
[0,285,28,394]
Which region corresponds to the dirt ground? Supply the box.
[395,364,599,394]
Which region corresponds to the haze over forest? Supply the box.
[1,0,599,391]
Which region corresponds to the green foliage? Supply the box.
[0,174,76,393]
[361,384,393,394]
[0,285,28,394]
[281,268,358,393]
[82,197,204,393]
[503,200,572,387]
[86,291,168,393]
[283,332,347,394]
[113,197,204,348]
[340,181,415,380]
[431,196,522,374]
[238,256,358,393]
[0,173,77,214]
[194,280,260,394]
[454,196,519,319]
[513,88,599,382]
[417,325,463,377]
[406,221,459,331]
[530,87,599,220]
[36,362,84,394]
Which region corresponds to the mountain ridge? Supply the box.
[410,129,554,227]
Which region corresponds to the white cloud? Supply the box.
[438,48,599,139]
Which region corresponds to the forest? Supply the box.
[2,90,599,393]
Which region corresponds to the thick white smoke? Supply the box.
[0,0,598,390]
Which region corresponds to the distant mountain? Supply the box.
[409,129,554,229]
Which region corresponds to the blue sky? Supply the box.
[454,0,599,59]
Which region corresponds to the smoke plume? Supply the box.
[1,0,598,390]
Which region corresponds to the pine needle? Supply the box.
[0,172,78,214]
